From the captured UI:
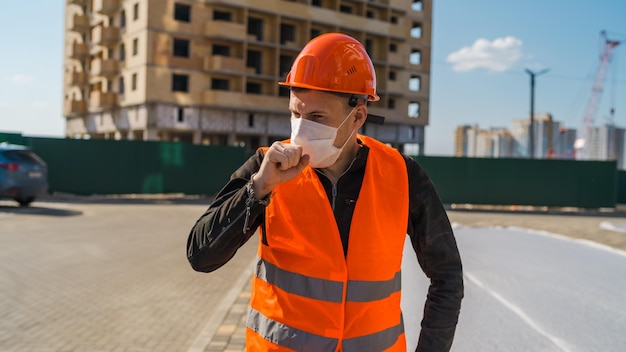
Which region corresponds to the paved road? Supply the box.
[2,199,626,351]
[450,226,626,351]
[0,200,256,352]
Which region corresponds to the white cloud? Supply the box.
[447,36,523,72]
[10,74,34,84]
[0,101,9,108]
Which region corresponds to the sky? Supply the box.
[1,1,625,156]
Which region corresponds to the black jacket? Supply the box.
[187,142,464,352]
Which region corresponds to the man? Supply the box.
[187,33,463,351]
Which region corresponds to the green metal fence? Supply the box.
[618,170,626,204]
[1,133,249,196]
[414,156,618,209]
[2,132,623,208]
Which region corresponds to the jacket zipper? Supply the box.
[322,158,358,212]
[317,158,359,351]
[331,184,338,210]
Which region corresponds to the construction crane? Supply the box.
[574,31,621,159]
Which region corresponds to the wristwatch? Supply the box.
[246,173,270,206]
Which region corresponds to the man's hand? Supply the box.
[252,142,309,199]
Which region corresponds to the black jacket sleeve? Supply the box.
[186,150,266,272]
[406,156,464,352]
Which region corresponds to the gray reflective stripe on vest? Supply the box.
[257,257,402,304]
[255,257,344,303]
[342,315,405,352]
[247,307,339,351]
[346,271,402,302]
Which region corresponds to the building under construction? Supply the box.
[63,0,431,153]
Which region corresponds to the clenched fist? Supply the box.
[252,142,310,199]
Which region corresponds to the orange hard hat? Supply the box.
[279,33,379,101]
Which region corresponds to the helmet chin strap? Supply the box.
[365,114,385,125]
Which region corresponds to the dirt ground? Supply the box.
[447,207,626,251]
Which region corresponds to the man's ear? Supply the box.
[354,104,367,129]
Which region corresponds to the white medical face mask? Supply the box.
[290,108,356,168]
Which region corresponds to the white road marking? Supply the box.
[505,226,626,258]
[600,221,626,233]
[464,272,573,352]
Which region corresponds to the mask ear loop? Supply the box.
[334,106,358,151]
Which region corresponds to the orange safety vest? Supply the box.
[247,135,409,351]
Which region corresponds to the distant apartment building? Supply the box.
[63,0,432,153]
[586,124,625,169]
[454,125,515,158]
[455,114,625,168]
[489,127,516,158]
[456,113,577,159]
[454,125,472,156]
[555,127,577,159]
[510,113,577,159]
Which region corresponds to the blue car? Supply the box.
[0,143,48,207]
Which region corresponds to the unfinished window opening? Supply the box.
[310,28,321,39]
[133,3,139,20]
[247,50,262,74]
[246,82,262,94]
[365,39,373,56]
[177,107,184,122]
[408,102,420,118]
[409,75,421,91]
[131,73,137,91]
[279,86,290,97]
[120,10,126,27]
[388,98,396,109]
[174,3,191,22]
[389,43,397,52]
[213,10,232,21]
[389,71,397,80]
[411,23,422,38]
[410,49,421,65]
[212,44,231,56]
[339,4,353,14]
[248,113,255,127]
[280,55,293,77]
[211,78,229,91]
[119,43,125,61]
[172,74,189,92]
[248,17,264,41]
[132,38,138,56]
[412,0,423,11]
[119,77,125,94]
[390,16,398,24]
[173,38,190,57]
[280,23,296,45]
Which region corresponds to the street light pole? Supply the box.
[525,68,549,159]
